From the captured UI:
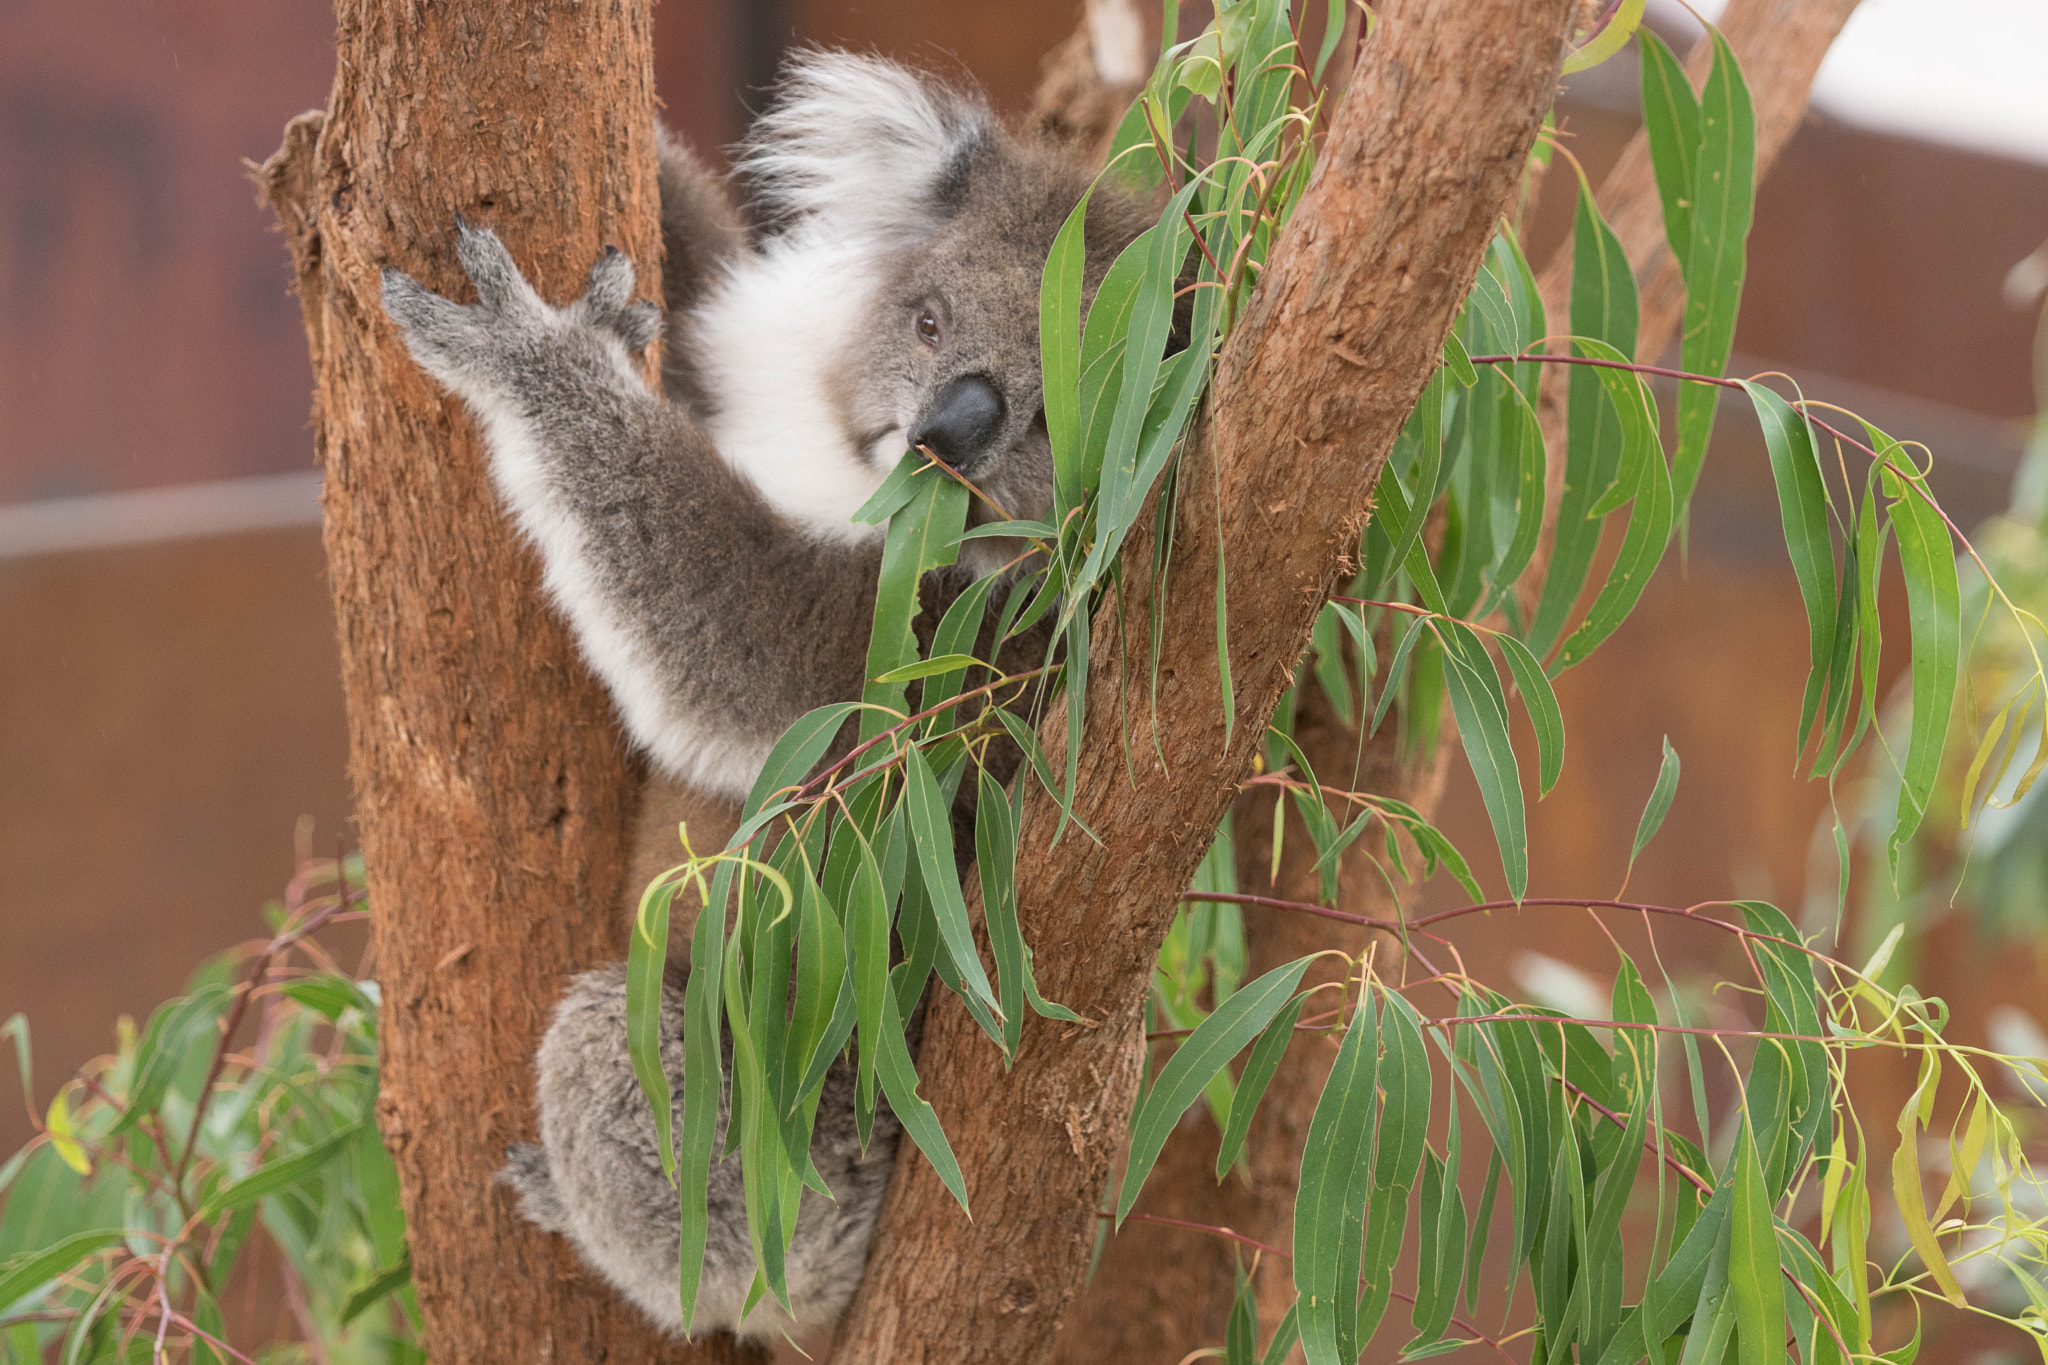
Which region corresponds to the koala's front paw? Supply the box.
[380,219,660,397]
[569,245,664,352]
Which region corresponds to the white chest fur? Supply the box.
[688,239,896,543]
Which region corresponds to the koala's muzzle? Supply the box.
[912,375,1006,473]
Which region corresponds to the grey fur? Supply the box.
[380,51,1153,1346]
[498,966,898,1341]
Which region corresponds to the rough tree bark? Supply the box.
[258,2,760,1361]
[835,4,1577,1362]
[1059,2,1864,1359]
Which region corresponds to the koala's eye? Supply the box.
[916,309,942,346]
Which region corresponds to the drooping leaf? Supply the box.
[1727,1115,1787,1365]
[899,744,1001,1018]
[1744,382,1839,750]
[860,465,969,743]
[1637,28,1701,279]
[1119,958,1315,1221]
[1529,183,1639,657]
[1438,622,1529,901]
[1556,341,1674,671]
[1496,632,1565,796]
[1672,31,1757,507]
[1216,993,1307,1179]
[1627,736,1682,876]
[0,1229,126,1316]
[1295,985,1381,1365]
[1883,462,1961,874]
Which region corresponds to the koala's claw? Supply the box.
[382,221,663,394]
[452,218,544,318]
[572,245,663,351]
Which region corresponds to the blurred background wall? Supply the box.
[2,4,2044,1351]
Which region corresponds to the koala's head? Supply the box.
[740,52,1156,563]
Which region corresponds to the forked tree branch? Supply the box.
[834,4,1577,1361]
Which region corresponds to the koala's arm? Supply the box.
[382,223,881,802]
[654,128,746,411]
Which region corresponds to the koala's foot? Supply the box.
[379,219,661,398]
[497,1142,569,1233]
[511,963,901,1344]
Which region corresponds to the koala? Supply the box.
[381,52,1154,1343]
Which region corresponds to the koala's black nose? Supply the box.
[911,375,1006,472]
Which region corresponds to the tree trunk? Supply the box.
[1055,3,1864,1359]
[834,5,1576,1362]
[257,3,761,1361]
[1056,687,1450,1363]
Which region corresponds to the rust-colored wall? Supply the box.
[0,529,352,1150]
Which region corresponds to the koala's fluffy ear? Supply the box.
[741,50,996,247]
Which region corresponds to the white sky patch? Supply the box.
[1652,0,2048,165]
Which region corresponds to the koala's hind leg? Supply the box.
[502,964,900,1343]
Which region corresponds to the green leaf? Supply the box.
[870,653,984,684]
[1442,331,1479,388]
[1556,339,1673,671]
[1358,993,1432,1345]
[0,1016,29,1122]
[781,856,848,1120]
[1225,1263,1258,1365]
[0,1229,125,1316]
[1488,377,1547,607]
[1497,632,1564,795]
[1743,382,1838,750]
[198,1120,364,1220]
[627,877,682,1180]
[1119,957,1315,1221]
[1311,602,1357,727]
[1295,985,1381,1365]
[675,863,731,1329]
[113,982,234,1135]
[899,747,1000,1021]
[1438,621,1528,901]
[1562,0,1646,73]
[1728,1116,1787,1365]
[339,1251,413,1328]
[1673,30,1757,506]
[1373,615,1431,738]
[1406,1119,1467,1352]
[1041,186,1093,510]
[920,575,1000,736]
[1465,1149,1502,1315]
[1628,735,1682,873]
[1528,183,1639,658]
[279,973,378,1024]
[1215,993,1306,1179]
[1884,464,1961,874]
[861,464,969,743]
[1637,28,1701,279]
[849,446,927,525]
[874,983,969,1215]
[1261,1300,1303,1365]
[1375,371,1446,605]
[743,702,864,817]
